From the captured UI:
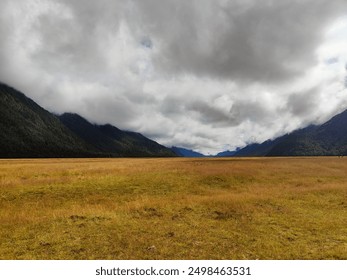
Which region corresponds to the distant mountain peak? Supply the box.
[171,146,205,157]
[215,150,238,157]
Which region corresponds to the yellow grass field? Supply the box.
[0,157,346,260]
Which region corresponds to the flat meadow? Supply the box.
[0,157,346,260]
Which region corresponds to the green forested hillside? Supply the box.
[59,113,175,157]
[0,83,97,158]
[0,83,175,158]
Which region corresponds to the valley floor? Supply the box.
[0,157,346,259]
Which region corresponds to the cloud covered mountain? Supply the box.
[0,83,175,158]
[59,113,175,157]
[234,110,347,156]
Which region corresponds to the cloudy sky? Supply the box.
[1,0,347,154]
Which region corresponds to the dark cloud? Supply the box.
[287,88,320,117]
[229,100,273,125]
[134,0,347,83]
[186,101,236,126]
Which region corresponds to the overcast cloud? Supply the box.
[1,0,347,154]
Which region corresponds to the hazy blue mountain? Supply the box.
[171,146,205,157]
[215,150,238,157]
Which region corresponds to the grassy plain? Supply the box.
[0,157,346,260]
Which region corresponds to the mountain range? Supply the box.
[2,81,347,158]
[0,82,175,158]
[232,109,347,156]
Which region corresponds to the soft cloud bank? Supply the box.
[1,0,347,154]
